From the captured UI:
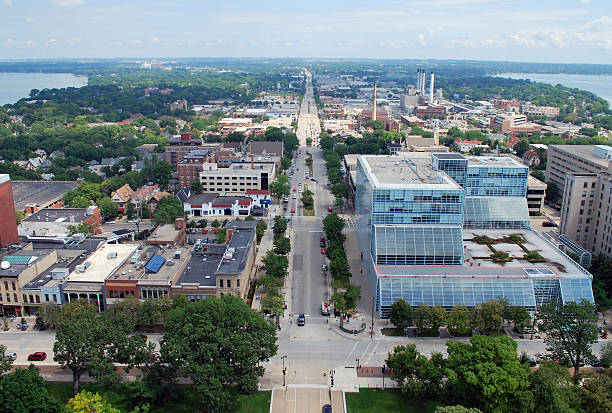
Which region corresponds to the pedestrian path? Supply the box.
[270,387,343,413]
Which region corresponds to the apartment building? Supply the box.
[546,145,612,189]
[177,149,217,188]
[199,162,275,193]
[527,175,547,216]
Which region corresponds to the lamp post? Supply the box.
[281,355,287,387]
[356,358,360,369]
[382,364,386,389]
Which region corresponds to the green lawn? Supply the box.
[381,327,404,337]
[346,389,442,413]
[47,382,270,413]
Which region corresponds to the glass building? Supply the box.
[356,154,594,317]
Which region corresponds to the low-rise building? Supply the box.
[147,218,186,247]
[527,175,547,216]
[19,206,102,237]
[110,184,134,214]
[199,162,275,193]
[215,230,256,299]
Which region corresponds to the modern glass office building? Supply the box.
[356,154,594,316]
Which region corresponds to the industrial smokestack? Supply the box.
[416,70,421,95]
[372,82,377,121]
[421,70,426,96]
[430,72,435,105]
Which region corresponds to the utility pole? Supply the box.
[281,355,287,387]
[382,365,386,389]
[371,296,375,339]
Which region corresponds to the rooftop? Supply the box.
[466,156,527,168]
[216,230,255,274]
[176,251,221,288]
[358,155,461,189]
[11,181,78,211]
[148,223,183,244]
[23,249,86,290]
[550,145,611,169]
[23,207,98,224]
[132,246,191,285]
[224,220,258,230]
[0,249,56,278]
[66,243,139,283]
[376,228,590,279]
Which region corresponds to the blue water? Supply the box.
[0,72,88,105]
[497,73,612,105]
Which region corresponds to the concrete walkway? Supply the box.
[270,387,343,413]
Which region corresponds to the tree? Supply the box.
[65,391,120,413]
[272,216,287,235]
[529,361,579,413]
[97,197,119,220]
[263,250,289,279]
[331,183,349,200]
[68,222,93,236]
[190,180,203,193]
[389,299,413,331]
[447,305,473,337]
[270,176,290,201]
[273,237,291,256]
[599,341,612,368]
[211,219,220,228]
[445,335,531,412]
[255,219,267,243]
[0,344,13,376]
[53,310,150,395]
[216,228,227,244]
[577,371,612,413]
[161,296,277,412]
[513,139,530,157]
[538,299,599,379]
[323,213,345,240]
[0,366,61,412]
[506,305,531,333]
[545,181,561,204]
[386,345,445,398]
[413,304,446,336]
[153,196,183,224]
[126,202,136,219]
[474,299,504,334]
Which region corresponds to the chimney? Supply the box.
[430,72,435,105]
[372,82,377,121]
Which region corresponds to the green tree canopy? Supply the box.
[389,299,413,331]
[65,391,120,413]
[273,236,291,256]
[161,296,277,412]
[529,361,579,413]
[0,365,61,412]
[97,197,119,220]
[153,196,184,224]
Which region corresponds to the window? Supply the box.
[219,280,224,288]
[109,290,114,298]
[53,294,57,302]
[584,182,588,188]
[35,295,40,303]
[3,281,8,290]
[29,294,34,303]
[0,294,2,302]
[6,294,10,302]
[11,282,16,290]
[13,294,17,303]
[120,290,125,298]
[237,279,240,287]
[227,280,231,288]
[23,294,27,303]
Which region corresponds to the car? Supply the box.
[128,219,139,223]
[213,228,219,234]
[27,352,47,361]
[299,189,303,193]
[321,248,326,254]
[542,221,557,227]
[591,359,603,367]
[203,229,208,234]
[322,404,332,413]
[293,188,297,191]
[283,206,288,211]
[320,236,325,243]
[320,241,326,247]
[17,322,28,330]
[106,220,116,224]
[5,352,16,361]
[297,314,305,326]
[252,210,263,216]
[298,182,302,186]
[292,194,297,199]
[291,208,295,214]
[322,264,328,271]
[328,206,333,212]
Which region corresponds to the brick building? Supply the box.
[0,175,19,247]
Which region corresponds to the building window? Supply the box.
[219,280,224,288]
[23,294,27,303]
[227,280,231,288]
[3,281,7,290]
[6,294,10,302]
[35,295,40,303]
[11,282,16,290]
[29,294,34,303]
[53,294,57,302]
[45,294,49,302]
[13,294,17,303]
[109,290,114,298]
[237,279,240,287]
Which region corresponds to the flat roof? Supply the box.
[0,249,55,278]
[433,153,466,160]
[528,175,547,188]
[23,208,94,224]
[466,156,527,168]
[12,181,78,211]
[135,246,191,285]
[377,228,590,279]
[23,249,85,290]
[358,155,462,190]
[176,252,221,287]
[216,230,254,274]
[550,145,610,169]
[148,224,181,243]
[66,243,139,283]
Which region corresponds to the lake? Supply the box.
[0,72,88,105]
[497,72,612,105]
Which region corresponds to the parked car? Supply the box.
[292,194,297,199]
[17,322,28,331]
[27,352,47,361]
[252,210,263,216]
[291,208,295,214]
[322,264,328,271]
[106,220,116,224]
[202,229,208,234]
[5,352,16,361]
[321,248,327,254]
[128,219,139,223]
[320,236,325,243]
[328,206,333,212]
[323,404,332,413]
[297,314,305,326]
[320,241,326,247]
[542,221,557,227]
[283,206,288,211]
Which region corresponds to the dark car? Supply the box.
[322,264,328,271]
[328,206,333,212]
[320,241,326,247]
[323,404,332,413]
[297,314,305,326]
[27,352,47,361]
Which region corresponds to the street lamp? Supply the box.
[382,364,386,389]
[356,358,360,369]
[281,355,287,387]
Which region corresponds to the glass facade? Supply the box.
[559,279,595,304]
[373,225,463,265]
[432,154,468,187]
[465,165,528,197]
[463,197,531,229]
[378,276,537,316]
[372,188,464,225]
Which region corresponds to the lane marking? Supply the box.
[343,340,360,365]
[364,341,380,366]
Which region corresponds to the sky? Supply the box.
[1,0,612,64]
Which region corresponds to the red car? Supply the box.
[213,228,219,234]
[293,188,297,191]
[321,248,327,254]
[202,229,208,234]
[27,352,47,361]
[328,206,333,212]
[291,208,295,214]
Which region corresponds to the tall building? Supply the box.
[546,145,612,189]
[0,175,19,248]
[356,154,593,316]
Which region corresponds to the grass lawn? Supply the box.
[381,327,404,337]
[47,382,270,413]
[304,207,315,216]
[346,389,443,413]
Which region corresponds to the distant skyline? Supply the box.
[1,0,611,64]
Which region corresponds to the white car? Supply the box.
[106,220,116,224]
[292,194,297,199]
[299,189,303,193]
[5,352,16,361]
[128,219,139,223]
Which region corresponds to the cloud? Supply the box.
[579,0,591,4]
[151,37,160,43]
[3,0,13,6]
[129,39,143,45]
[25,17,32,23]
[52,0,83,7]
[417,34,427,46]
